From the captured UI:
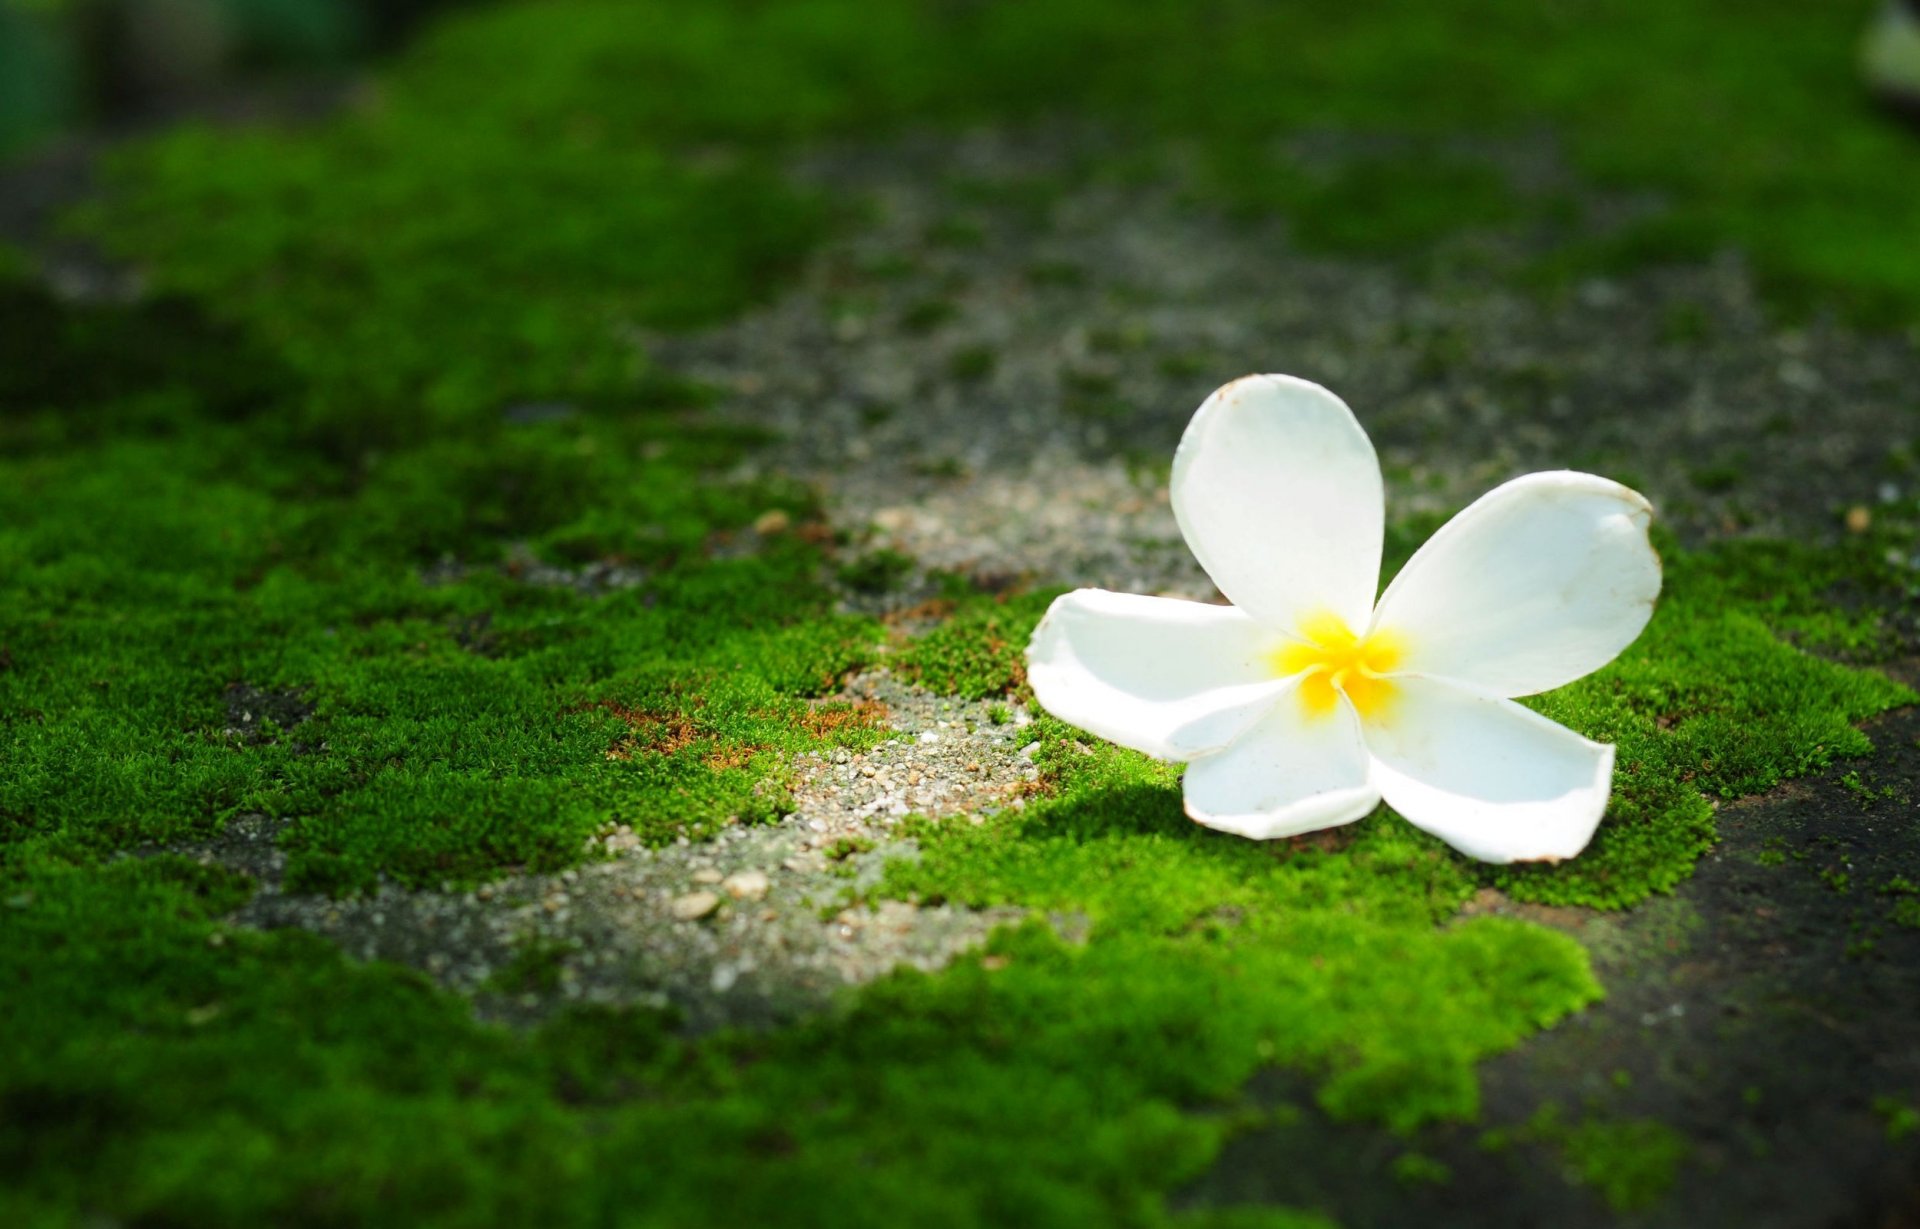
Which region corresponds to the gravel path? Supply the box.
[178,673,1040,1029]
[660,128,1920,599]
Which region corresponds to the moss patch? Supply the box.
[1482,1106,1688,1213]
[0,842,1516,1227]
[74,133,822,446]
[894,589,1060,700]
[1495,539,1914,907]
[77,0,1920,331]
[881,725,1600,1130]
[0,267,885,897]
[909,533,1913,912]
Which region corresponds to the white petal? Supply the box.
[1182,678,1379,840]
[1026,589,1289,761]
[1370,471,1660,697]
[1171,374,1384,635]
[1361,676,1613,863]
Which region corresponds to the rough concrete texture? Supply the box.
[657,130,1920,602]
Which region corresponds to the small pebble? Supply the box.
[723,870,771,901]
[691,868,723,885]
[671,891,722,922]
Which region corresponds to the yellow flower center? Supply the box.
[1268,610,1407,721]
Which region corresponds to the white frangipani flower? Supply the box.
[1026,374,1661,863]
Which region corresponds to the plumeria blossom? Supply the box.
[1026,374,1661,863]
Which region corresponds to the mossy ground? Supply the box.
[896,530,1915,916]
[5,1,1920,1225]
[71,0,1920,332]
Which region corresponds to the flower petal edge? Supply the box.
[1171,374,1385,636]
[1361,675,1614,864]
[1026,588,1285,761]
[1369,470,1660,698]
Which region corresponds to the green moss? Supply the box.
[838,547,918,595]
[0,263,884,896]
[894,589,1062,700]
[883,721,1600,1131]
[76,121,823,450]
[1158,352,1215,380]
[6,846,1373,1226]
[0,279,292,452]
[948,344,998,382]
[1172,1212,1333,1229]
[1027,260,1089,288]
[1484,1107,1686,1213]
[72,5,1920,437]
[1389,1152,1451,1186]
[1885,875,1920,929]
[1217,150,1525,258]
[824,835,876,861]
[896,534,1910,912]
[1874,1096,1920,1142]
[1557,1117,1688,1212]
[1490,539,1913,908]
[925,216,988,249]
[11,2,1920,1221]
[900,298,960,333]
[486,934,580,996]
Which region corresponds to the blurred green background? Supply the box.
[0,0,452,152]
[8,0,1920,327]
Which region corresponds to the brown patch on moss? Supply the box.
[1008,774,1054,801]
[996,643,1028,694]
[1277,827,1359,856]
[793,519,836,546]
[1457,886,1599,933]
[702,744,762,771]
[591,702,698,760]
[796,699,891,738]
[883,598,959,625]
